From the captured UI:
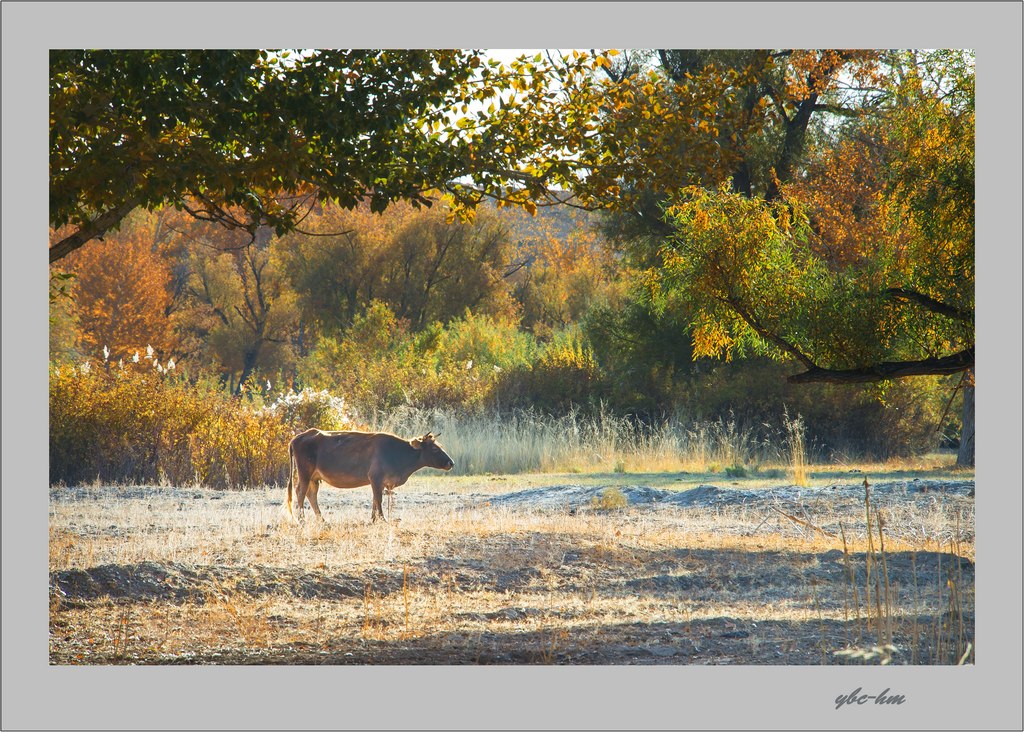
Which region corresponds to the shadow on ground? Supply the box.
[50,544,974,666]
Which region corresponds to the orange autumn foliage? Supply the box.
[60,212,178,361]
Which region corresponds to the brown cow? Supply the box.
[285,429,454,523]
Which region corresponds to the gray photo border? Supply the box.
[3,2,1021,730]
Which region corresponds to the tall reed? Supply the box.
[784,409,809,487]
[367,405,787,475]
[836,478,973,665]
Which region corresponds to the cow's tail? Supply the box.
[284,440,295,518]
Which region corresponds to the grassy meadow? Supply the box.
[49,438,974,666]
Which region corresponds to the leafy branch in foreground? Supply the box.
[49,49,617,264]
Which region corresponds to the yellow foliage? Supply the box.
[691,316,734,360]
[49,357,359,488]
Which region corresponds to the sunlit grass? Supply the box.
[50,472,973,665]
[366,405,968,478]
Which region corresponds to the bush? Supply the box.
[49,358,359,488]
[296,302,413,411]
[188,404,293,488]
[295,302,949,462]
[262,388,359,433]
[298,304,539,414]
[50,360,202,485]
[491,328,605,413]
[679,358,953,460]
[591,487,629,511]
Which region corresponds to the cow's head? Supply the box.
[411,432,455,471]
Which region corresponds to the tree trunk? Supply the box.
[236,342,262,396]
[956,371,975,469]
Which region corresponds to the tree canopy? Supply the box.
[48,47,976,464]
[643,51,974,382]
[50,48,627,264]
[584,49,975,464]
[50,49,507,262]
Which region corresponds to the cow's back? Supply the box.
[293,429,408,489]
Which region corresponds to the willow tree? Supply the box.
[650,51,975,465]
[495,49,974,465]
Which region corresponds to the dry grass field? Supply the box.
[49,464,974,666]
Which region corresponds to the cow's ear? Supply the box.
[410,438,423,450]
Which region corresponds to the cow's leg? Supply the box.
[370,481,386,523]
[307,479,326,523]
[292,468,314,523]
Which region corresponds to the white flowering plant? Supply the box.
[261,387,360,433]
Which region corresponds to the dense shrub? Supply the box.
[295,301,411,410]
[583,294,697,416]
[50,361,200,485]
[292,304,950,460]
[50,323,955,489]
[262,388,359,433]
[188,404,293,488]
[679,358,952,460]
[297,303,539,413]
[49,360,359,488]
[491,329,605,413]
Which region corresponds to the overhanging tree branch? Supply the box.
[812,103,864,118]
[49,200,139,264]
[787,346,975,383]
[884,288,973,323]
[725,296,819,371]
[727,295,974,384]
